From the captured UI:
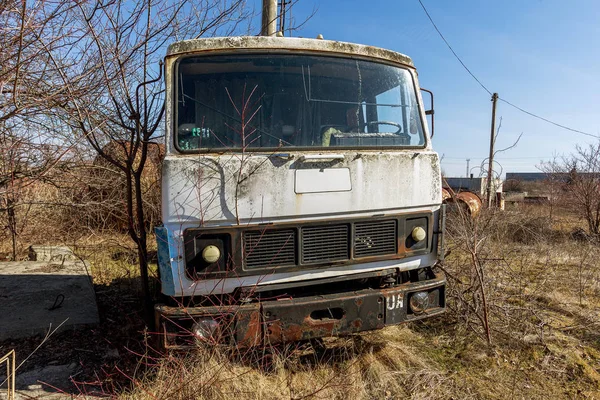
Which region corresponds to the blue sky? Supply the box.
[269,0,600,177]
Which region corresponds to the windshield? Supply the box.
[175,54,425,151]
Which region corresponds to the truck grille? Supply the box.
[244,229,296,269]
[301,224,350,263]
[354,220,397,257]
[242,219,402,269]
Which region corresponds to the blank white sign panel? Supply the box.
[294,168,352,194]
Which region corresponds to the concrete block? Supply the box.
[28,246,78,263]
[0,261,99,340]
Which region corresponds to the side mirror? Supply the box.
[420,88,435,137]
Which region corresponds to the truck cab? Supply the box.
[155,36,445,348]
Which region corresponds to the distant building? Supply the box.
[505,172,552,182]
[505,172,594,184]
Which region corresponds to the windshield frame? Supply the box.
[171,50,429,154]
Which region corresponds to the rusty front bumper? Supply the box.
[156,272,445,349]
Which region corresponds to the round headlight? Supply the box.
[192,318,220,342]
[202,245,221,263]
[409,291,430,314]
[411,226,427,242]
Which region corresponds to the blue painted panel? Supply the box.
[155,226,175,296]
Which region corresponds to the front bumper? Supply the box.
[156,272,445,349]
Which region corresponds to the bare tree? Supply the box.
[0,127,76,259]
[542,142,600,235]
[47,0,252,317]
[442,205,494,345]
[0,1,85,259]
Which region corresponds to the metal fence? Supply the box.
[0,350,15,400]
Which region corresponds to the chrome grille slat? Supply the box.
[354,220,397,257]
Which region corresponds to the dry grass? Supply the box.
[4,198,600,399]
[115,204,600,400]
[121,303,600,399]
[120,328,460,400]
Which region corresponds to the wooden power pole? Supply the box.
[486,93,498,208]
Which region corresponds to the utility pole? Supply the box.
[487,93,498,208]
[466,159,470,178]
[261,0,277,36]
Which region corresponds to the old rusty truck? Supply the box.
[154,30,446,348]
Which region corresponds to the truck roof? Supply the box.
[166,36,415,68]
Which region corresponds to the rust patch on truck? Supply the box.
[261,289,386,344]
[266,318,338,344]
[237,309,262,347]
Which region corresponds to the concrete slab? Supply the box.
[1,390,80,400]
[28,246,78,263]
[0,363,83,399]
[0,261,99,340]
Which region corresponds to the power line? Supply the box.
[497,98,598,138]
[416,0,491,96]
[416,0,598,139]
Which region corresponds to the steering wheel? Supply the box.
[347,121,402,135]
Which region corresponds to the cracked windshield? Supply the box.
[176,54,425,150]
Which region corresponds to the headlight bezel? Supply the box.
[408,291,430,314]
[405,217,429,251]
[184,232,232,279]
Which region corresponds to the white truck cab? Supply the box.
[155,36,445,348]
